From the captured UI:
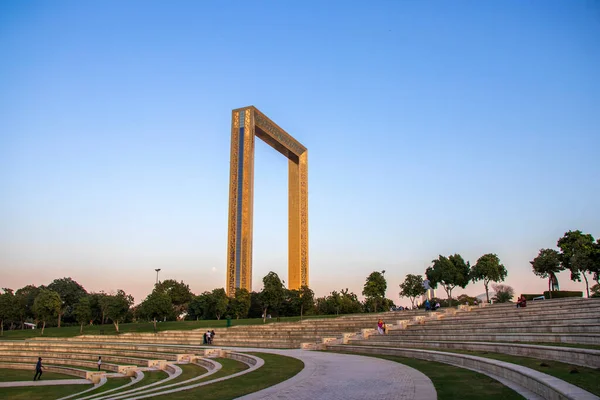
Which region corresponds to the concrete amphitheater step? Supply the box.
[0,361,95,380]
[430,307,600,321]
[364,332,600,345]
[0,343,190,362]
[401,324,600,334]
[0,350,162,367]
[421,316,600,327]
[0,355,137,374]
[345,339,600,368]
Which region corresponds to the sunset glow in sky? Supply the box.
[1,1,599,304]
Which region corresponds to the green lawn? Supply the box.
[121,357,248,398]
[128,369,169,389]
[84,376,131,396]
[149,352,303,399]
[333,352,524,400]
[0,368,75,382]
[171,363,208,382]
[0,314,342,340]
[0,383,92,399]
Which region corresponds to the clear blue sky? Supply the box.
[1,1,599,304]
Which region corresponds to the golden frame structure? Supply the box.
[226,106,308,296]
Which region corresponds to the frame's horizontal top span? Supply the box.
[233,106,307,156]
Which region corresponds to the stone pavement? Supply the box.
[235,349,436,400]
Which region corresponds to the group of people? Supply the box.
[424,299,440,311]
[203,329,216,344]
[516,295,527,308]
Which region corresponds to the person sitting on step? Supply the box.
[377,319,384,335]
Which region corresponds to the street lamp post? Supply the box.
[155,268,161,285]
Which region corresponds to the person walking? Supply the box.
[97,356,102,371]
[33,357,44,381]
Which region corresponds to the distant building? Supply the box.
[422,288,435,302]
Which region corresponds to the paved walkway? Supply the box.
[234,349,436,400]
[0,379,90,387]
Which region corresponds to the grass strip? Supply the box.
[170,363,207,382]
[0,368,75,382]
[0,383,92,399]
[148,353,302,400]
[128,369,169,389]
[84,376,131,395]
[332,351,524,400]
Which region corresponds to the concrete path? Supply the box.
[0,379,91,387]
[234,349,436,400]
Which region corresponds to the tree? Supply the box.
[426,254,470,306]
[298,285,315,319]
[105,290,133,332]
[456,294,478,306]
[280,289,300,317]
[0,289,18,336]
[399,274,427,309]
[73,296,92,334]
[530,248,563,298]
[33,289,61,335]
[188,292,211,320]
[210,288,229,320]
[229,288,251,319]
[88,292,108,324]
[316,289,363,315]
[15,285,41,329]
[47,277,87,328]
[492,284,514,303]
[260,272,285,322]
[470,253,508,304]
[154,279,194,319]
[592,239,600,284]
[591,284,600,298]
[248,292,263,319]
[557,230,596,298]
[139,291,172,330]
[362,270,387,312]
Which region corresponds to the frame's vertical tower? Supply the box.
[226,106,308,296]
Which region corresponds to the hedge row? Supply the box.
[543,291,583,299]
[520,291,584,300]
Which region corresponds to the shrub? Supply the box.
[542,291,583,299]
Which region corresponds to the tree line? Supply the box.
[530,230,600,298]
[0,269,395,335]
[3,230,597,335]
[398,230,600,308]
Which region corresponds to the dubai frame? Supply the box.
[226,106,308,296]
